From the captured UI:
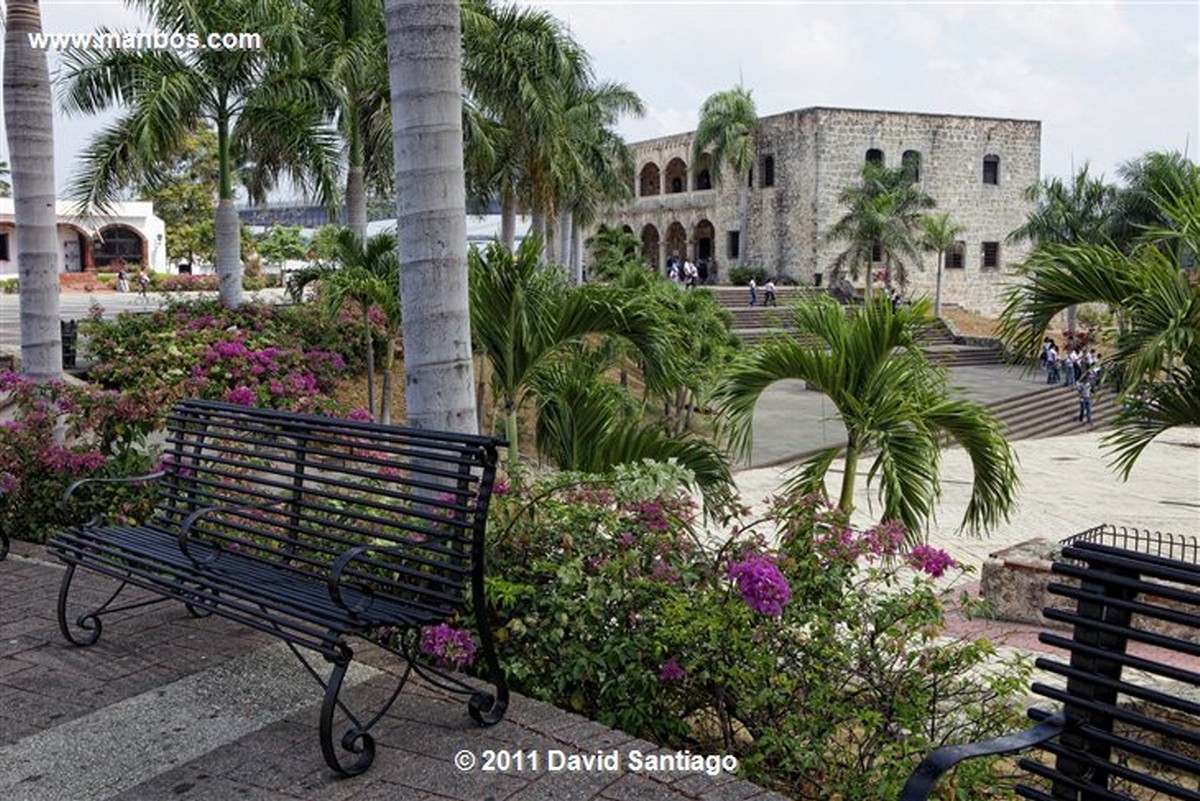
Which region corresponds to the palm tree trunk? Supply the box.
[500,193,517,251]
[532,211,547,263]
[346,110,368,242]
[557,210,572,276]
[363,307,377,419]
[864,257,874,302]
[838,441,859,515]
[346,166,367,242]
[214,115,243,309]
[933,251,944,318]
[380,338,395,425]
[386,0,477,434]
[570,217,583,283]
[4,0,61,381]
[505,406,519,468]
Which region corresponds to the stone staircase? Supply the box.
[986,382,1120,441]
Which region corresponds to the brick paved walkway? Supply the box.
[0,550,785,801]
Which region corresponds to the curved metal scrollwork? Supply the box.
[57,564,116,646]
[319,655,378,776]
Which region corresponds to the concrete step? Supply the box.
[987,384,1119,441]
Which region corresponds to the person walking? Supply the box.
[748,277,758,307]
[136,268,150,301]
[1045,343,1059,384]
[1077,378,1093,425]
[763,279,777,307]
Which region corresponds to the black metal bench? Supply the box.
[46,398,508,776]
[901,541,1199,800]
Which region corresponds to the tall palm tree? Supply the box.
[694,86,758,265]
[4,0,62,380]
[552,79,642,283]
[1110,151,1197,257]
[61,0,339,309]
[1006,165,1117,334]
[468,238,666,468]
[461,0,588,252]
[386,0,477,434]
[715,297,1017,540]
[828,163,934,300]
[998,180,1200,477]
[919,212,967,317]
[305,0,392,241]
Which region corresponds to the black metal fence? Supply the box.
[1060,523,1199,564]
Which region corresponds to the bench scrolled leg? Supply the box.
[0,531,9,561]
[468,629,509,726]
[57,563,111,646]
[319,655,375,776]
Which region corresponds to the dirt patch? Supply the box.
[942,307,999,339]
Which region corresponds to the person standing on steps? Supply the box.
[763,279,777,307]
[1077,377,1094,426]
[748,277,758,307]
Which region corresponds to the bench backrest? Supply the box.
[156,399,501,621]
[1028,542,1199,800]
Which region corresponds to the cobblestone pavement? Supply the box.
[0,553,785,801]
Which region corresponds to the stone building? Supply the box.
[600,106,1041,317]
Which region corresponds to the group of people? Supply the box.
[115,267,151,298]
[665,255,703,289]
[1040,337,1103,424]
[747,277,777,307]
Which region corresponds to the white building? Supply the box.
[0,199,167,276]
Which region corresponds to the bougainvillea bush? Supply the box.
[80,298,353,412]
[0,374,163,543]
[481,463,1030,799]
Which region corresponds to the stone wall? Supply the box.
[601,106,1042,318]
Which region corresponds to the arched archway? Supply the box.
[640,224,660,271]
[639,163,661,197]
[693,153,712,191]
[93,224,146,270]
[664,158,687,194]
[693,219,715,282]
[665,221,686,269]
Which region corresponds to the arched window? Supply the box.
[93,225,145,268]
[983,154,1000,185]
[865,148,884,166]
[664,158,687,194]
[693,153,713,191]
[639,163,661,197]
[762,155,775,187]
[901,150,921,182]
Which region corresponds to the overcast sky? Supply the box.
[2,0,1196,194]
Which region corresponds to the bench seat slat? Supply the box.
[1035,658,1200,718]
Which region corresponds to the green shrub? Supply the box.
[727,266,769,286]
[482,464,1030,799]
[0,278,18,294]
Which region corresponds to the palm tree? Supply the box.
[526,347,735,516]
[461,0,588,252]
[919,212,967,317]
[1006,165,1117,334]
[0,160,11,197]
[60,0,339,309]
[828,163,934,300]
[998,179,1200,477]
[4,0,62,380]
[1110,151,1197,257]
[714,297,1017,539]
[314,230,402,423]
[586,224,643,280]
[468,238,665,468]
[386,0,477,434]
[694,87,758,265]
[305,0,392,241]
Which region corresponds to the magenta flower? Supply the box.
[225,386,257,406]
[493,478,510,496]
[908,544,958,578]
[727,554,790,617]
[419,623,477,668]
[658,657,686,683]
[346,407,373,422]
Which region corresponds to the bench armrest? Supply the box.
[327,545,390,617]
[898,712,1065,801]
[61,471,166,520]
[177,498,288,566]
